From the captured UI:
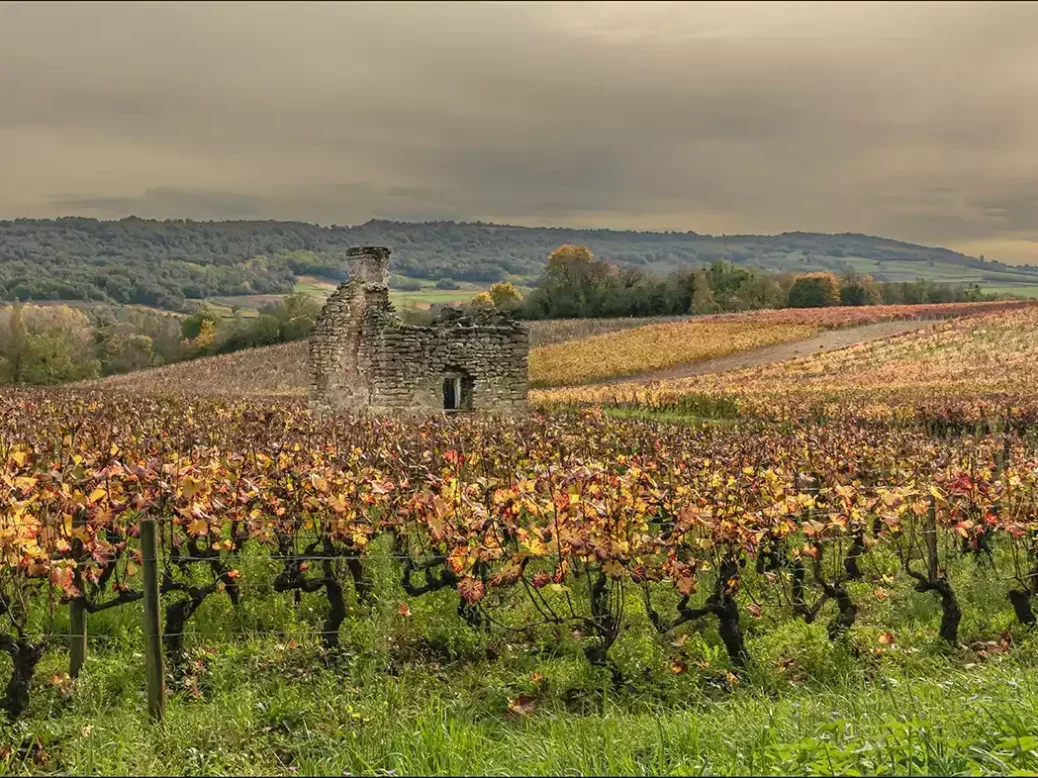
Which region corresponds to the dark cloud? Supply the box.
[2,1,1038,260]
[48,183,466,224]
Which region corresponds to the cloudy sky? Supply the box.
[3,1,1038,261]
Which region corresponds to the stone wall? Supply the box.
[309,246,528,416]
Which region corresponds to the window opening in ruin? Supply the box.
[443,376,461,411]
[442,370,474,412]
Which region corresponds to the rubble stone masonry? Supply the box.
[309,246,529,416]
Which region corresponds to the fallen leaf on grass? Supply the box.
[506,694,537,717]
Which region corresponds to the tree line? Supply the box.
[507,245,993,319]
[0,295,321,386]
[0,241,1006,387]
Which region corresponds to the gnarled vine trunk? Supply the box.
[0,635,45,721]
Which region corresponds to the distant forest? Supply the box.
[2,216,1036,311]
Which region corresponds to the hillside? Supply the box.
[85,301,1030,397]
[5,217,1038,312]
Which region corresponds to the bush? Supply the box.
[787,273,841,308]
[839,274,882,306]
[488,282,523,312]
[435,278,461,290]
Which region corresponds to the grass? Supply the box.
[8,538,1038,776]
[788,255,1038,293]
[981,285,1038,299]
[290,275,527,312]
[603,401,740,424]
[13,648,1038,776]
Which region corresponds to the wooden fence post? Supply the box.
[140,516,166,723]
[69,598,87,679]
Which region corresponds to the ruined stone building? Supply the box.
[309,246,529,415]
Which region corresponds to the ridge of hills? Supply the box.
[3,216,1038,312]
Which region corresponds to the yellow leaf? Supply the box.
[187,518,208,536]
[181,477,203,499]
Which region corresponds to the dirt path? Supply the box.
[597,320,935,385]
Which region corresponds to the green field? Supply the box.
[295,276,497,310]
[197,278,498,320]
[755,253,1038,295]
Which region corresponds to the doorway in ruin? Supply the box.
[442,369,474,412]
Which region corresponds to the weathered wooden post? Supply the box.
[140,516,166,723]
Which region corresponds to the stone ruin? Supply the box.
[309,246,529,416]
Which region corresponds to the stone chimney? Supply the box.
[347,246,391,287]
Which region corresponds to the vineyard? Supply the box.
[6,301,1038,774]
[86,300,1032,397]
[529,300,1036,388]
[536,303,1038,426]
[528,320,816,387]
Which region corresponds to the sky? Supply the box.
[3,1,1038,262]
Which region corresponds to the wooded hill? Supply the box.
[4,216,1037,311]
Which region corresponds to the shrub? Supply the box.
[839,274,882,306]
[787,273,841,308]
[488,282,523,312]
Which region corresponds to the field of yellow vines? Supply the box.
[527,300,1033,388]
[527,320,818,387]
[534,305,1038,423]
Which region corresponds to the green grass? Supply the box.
[390,285,486,309]
[980,285,1038,299]
[289,275,524,311]
[603,404,740,425]
[12,647,1038,776]
[7,538,1038,776]
[770,254,1038,296]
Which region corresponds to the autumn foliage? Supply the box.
[2,372,1038,718]
[4,301,1038,721]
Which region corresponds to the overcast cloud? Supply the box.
[3,1,1038,261]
